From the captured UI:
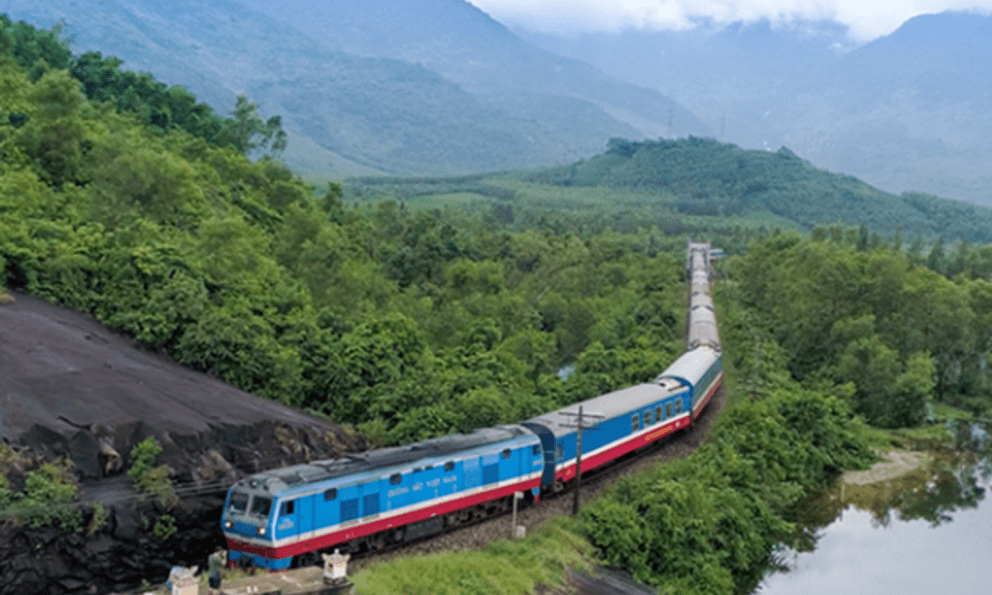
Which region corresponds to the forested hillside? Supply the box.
[0,23,690,448]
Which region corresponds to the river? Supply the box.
[757,427,992,595]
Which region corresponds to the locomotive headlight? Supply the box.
[257,527,266,536]
[224,521,233,529]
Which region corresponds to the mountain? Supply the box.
[4,0,708,176]
[788,12,992,204]
[517,12,992,206]
[234,0,710,140]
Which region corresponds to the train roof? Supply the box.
[524,380,688,435]
[657,347,721,384]
[239,425,534,493]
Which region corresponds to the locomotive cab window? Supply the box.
[280,500,294,516]
[250,496,272,517]
[444,461,455,472]
[676,400,684,414]
[229,492,249,514]
[390,473,402,485]
[532,445,541,456]
[502,448,511,459]
[324,488,337,501]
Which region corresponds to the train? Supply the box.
[221,241,722,570]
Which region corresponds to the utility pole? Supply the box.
[558,405,603,516]
[573,406,583,515]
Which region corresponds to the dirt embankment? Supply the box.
[0,292,367,595]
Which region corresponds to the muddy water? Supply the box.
[756,439,992,595]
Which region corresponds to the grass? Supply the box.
[853,402,976,452]
[351,517,596,595]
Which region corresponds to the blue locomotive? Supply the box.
[223,242,722,569]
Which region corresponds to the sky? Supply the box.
[467,0,992,42]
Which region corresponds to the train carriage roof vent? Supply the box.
[654,377,686,392]
[278,472,306,486]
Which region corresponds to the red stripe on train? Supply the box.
[555,415,689,481]
[227,477,541,559]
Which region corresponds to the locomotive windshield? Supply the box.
[228,491,249,514]
[250,496,272,517]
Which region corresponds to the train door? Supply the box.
[297,494,314,537]
[522,422,557,488]
[315,487,337,530]
[276,498,298,542]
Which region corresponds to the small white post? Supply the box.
[511,491,524,538]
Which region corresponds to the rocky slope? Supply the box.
[0,292,368,594]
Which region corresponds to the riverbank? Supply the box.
[842,449,928,485]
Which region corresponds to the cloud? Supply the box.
[468,0,992,41]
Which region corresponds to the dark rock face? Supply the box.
[0,498,226,595]
[0,294,369,593]
[1,420,367,594]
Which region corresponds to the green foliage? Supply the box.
[581,350,874,594]
[87,501,108,535]
[224,95,287,156]
[127,437,178,507]
[152,514,178,540]
[731,234,992,419]
[1,459,82,530]
[0,475,11,510]
[352,518,594,595]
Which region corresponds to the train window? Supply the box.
[425,464,433,471]
[390,473,402,485]
[444,461,455,472]
[676,400,683,414]
[555,446,563,460]
[502,448,511,459]
[250,496,272,517]
[324,488,337,501]
[229,492,249,514]
[667,402,674,418]
[656,405,663,422]
[645,410,653,425]
[280,500,294,516]
[631,414,639,433]
[532,445,541,456]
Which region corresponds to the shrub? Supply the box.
[3,459,82,530]
[128,437,178,507]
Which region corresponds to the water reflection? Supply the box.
[758,422,992,595]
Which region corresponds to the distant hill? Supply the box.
[517,12,992,206]
[350,137,992,244]
[568,137,992,240]
[5,0,709,176]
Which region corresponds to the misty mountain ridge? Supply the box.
[5,0,708,176]
[517,11,992,205]
[5,1,988,206]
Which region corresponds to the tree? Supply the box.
[223,94,287,156]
